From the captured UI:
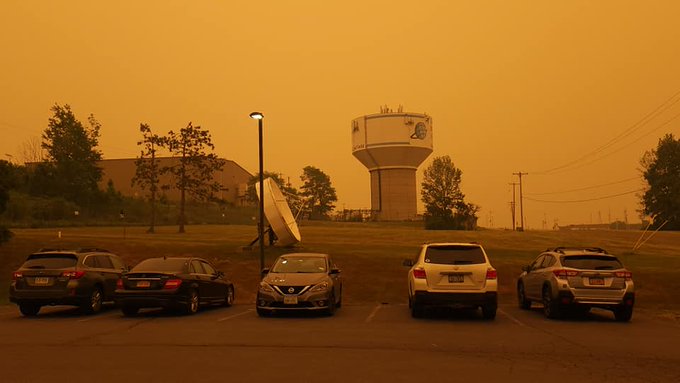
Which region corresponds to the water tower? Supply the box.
[351,107,433,221]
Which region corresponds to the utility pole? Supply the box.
[509,182,518,230]
[513,172,527,232]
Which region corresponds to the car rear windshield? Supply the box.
[23,253,78,269]
[425,246,486,265]
[561,255,623,270]
[271,257,327,273]
[132,258,189,273]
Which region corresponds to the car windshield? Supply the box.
[132,258,189,273]
[561,255,624,270]
[425,245,486,265]
[23,254,78,269]
[271,256,327,273]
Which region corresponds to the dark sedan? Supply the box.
[115,257,234,316]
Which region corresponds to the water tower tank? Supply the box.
[351,109,433,221]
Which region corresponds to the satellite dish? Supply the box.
[255,177,301,246]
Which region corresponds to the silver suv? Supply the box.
[404,242,498,319]
[517,247,635,321]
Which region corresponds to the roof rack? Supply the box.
[546,247,607,254]
[37,248,67,252]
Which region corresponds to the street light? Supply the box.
[249,112,265,272]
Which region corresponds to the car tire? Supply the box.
[256,307,270,317]
[517,282,532,310]
[121,305,139,317]
[325,293,337,316]
[82,286,103,314]
[19,303,41,317]
[184,289,199,315]
[614,305,633,322]
[224,286,234,307]
[542,286,562,319]
[411,301,424,318]
[482,304,497,320]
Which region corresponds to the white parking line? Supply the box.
[217,309,254,322]
[498,308,526,327]
[365,304,382,323]
[77,311,121,322]
[0,310,17,318]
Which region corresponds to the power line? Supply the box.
[535,90,680,175]
[525,188,643,203]
[526,176,640,196]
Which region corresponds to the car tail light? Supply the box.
[553,269,579,279]
[413,268,426,279]
[164,279,182,289]
[12,272,23,280]
[116,279,123,289]
[486,269,497,280]
[62,271,86,279]
[615,271,633,280]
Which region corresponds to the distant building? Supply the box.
[97,157,252,206]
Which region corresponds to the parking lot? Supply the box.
[1,302,678,383]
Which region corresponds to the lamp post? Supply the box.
[249,111,265,272]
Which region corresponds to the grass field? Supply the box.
[1,222,679,319]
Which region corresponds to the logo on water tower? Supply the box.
[410,122,428,140]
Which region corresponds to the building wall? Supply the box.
[370,168,417,220]
[97,157,252,205]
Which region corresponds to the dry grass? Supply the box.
[1,223,679,317]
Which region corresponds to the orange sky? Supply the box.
[1,1,679,229]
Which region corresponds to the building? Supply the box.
[97,157,252,205]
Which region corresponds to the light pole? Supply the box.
[249,112,265,272]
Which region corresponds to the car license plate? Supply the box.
[283,296,298,305]
[448,274,464,283]
[136,281,151,288]
[589,277,604,286]
[34,277,50,285]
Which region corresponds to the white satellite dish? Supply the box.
[255,177,301,246]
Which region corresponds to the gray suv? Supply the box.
[517,247,635,321]
[9,248,127,316]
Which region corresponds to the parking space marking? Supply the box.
[77,311,121,322]
[365,304,382,323]
[0,310,17,318]
[498,308,526,327]
[217,308,254,322]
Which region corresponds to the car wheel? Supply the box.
[614,305,633,322]
[325,294,337,316]
[482,304,497,320]
[256,307,270,317]
[517,282,531,310]
[411,301,424,318]
[19,303,41,317]
[542,286,562,319]
[224,286,234,307]
[121,305,139,317]
[184,290,199,315]
[82,286,103,314]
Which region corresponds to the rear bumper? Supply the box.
[558,290,635,307]
[115,291,187,309]
[413,291,497,308]
[9,288,90,306]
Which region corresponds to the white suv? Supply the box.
[404,242,498,319]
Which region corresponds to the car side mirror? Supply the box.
[261,268,270,278]
[213,271,224,279]
[330,268,341,275]
[521,265,530,272]
[403,259,414,267]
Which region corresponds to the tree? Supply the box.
[641,133,680,230]
[0,160,16,244]
[299,166,337,220]
[421,155,478,230]
[132,124,163,233]
[162,122,225,233]
[41,104,103,203]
